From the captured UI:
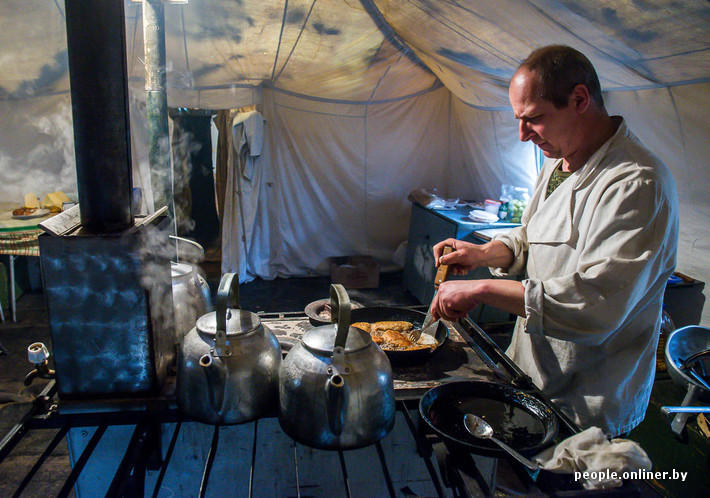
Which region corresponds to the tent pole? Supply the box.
[143,0,174,227]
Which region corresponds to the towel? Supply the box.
[534,427,652,490]
[232,110,266,180]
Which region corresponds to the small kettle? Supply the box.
[279,284,395,450]
[177,273,281,425]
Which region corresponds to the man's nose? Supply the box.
[519,121,534,142]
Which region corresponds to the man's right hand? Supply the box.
[433,238,515,275]
[433,239,485,275]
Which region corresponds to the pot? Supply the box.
[665,325,710,392]
[419,381,559,457]
[279,284,396,450]
[177,273,281,425]
[663,325,710,435]
[172,261,212,341]
[349,307,449,366]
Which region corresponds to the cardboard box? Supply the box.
[329,255,380,289]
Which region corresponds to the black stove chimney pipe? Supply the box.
[64,0,133,233]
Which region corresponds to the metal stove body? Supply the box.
[39,217,175,399]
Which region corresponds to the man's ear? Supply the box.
[570,84,591,114]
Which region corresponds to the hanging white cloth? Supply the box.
[232,110,265,180]
[221,110,274,282]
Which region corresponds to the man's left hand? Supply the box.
[431,280,483,321]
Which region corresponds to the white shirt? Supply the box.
[492,118,679,436]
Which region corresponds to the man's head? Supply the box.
[518,45,604,109]
[509,45,609,167]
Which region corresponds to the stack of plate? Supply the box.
[468,209,499,223]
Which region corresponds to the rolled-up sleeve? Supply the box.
[522,178,677,345]
[490,225,528,277]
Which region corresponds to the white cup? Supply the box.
[484,199,501,214]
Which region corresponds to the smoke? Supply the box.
[169,124,203,235]
[0,100,77,202]
[138,222,179,346]
[137,221,210,346]
[34,103,77,181]
[127,90,203,238]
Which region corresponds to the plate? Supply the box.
[468,209,499,223]
[12,208,50,220]
[304,298,364,326]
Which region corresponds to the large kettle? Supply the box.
[177,273,281,425]
[170,236,212,341]
[172,261,212,341]
[279,284,395,450]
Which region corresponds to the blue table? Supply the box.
[403,202,520,323]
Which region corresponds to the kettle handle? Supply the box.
[330,284,351,351]
[214,273,240,357]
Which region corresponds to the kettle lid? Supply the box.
[302,323,371,354]
[196,309,260,336]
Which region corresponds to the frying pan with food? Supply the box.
[349,306,448,366]
[419,380,559,457]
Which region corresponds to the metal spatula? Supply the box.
[410,246,452,342]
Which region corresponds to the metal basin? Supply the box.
[665,325,710,391]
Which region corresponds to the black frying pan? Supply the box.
[349,306,448,366]
[419,380,559,457]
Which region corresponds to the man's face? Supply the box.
[508,69,578,160]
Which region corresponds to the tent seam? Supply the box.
[666,88,690,178]
[270,0,289,82]
[364,106,370,257]
[273,0,318,84]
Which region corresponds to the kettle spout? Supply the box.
[200,353,227,419]
[326,374,348,436]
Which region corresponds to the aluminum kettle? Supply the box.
[279,284,395,450]
[177,273,281,425]
[172,261,212,341]
[170,236,212,341]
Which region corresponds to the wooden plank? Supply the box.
[154,421,254,497]
[343,412,440,497]
[251,417,300,497]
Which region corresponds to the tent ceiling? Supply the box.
[2,0,709,108]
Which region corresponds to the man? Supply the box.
[432,45,679,437]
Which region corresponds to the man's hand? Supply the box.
[431,279,527,321]
[432,239,485,275]
[433,238,516,274]
[431,280,482,320]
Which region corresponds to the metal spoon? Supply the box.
[463,413,539,471]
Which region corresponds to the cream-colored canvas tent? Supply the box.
[1,0,708,324]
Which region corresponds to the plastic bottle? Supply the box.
[498,201,508,220]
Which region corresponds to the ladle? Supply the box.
[463,413,539,471]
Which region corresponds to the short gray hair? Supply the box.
[518,45,604,109]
